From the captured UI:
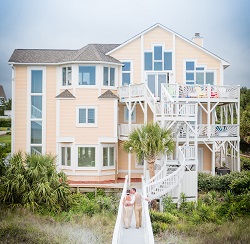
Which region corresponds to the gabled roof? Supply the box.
[107,23,230,68]
[98,90,118,99]
[55,89,75,99]
[9,44,121,64]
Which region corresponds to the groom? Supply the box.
[130,188,145,229]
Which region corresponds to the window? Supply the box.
[62,67,72,86]
[103,67,115,86]
[30,70,43,155]
[78,147,95,167]
[61,146,71,166]
[122,62,131,85]
[77,106,97,127]
[124,107,136,122]
[144,46,172,71]
[185,61,214,85]
[103,146,115,167]
[79,66,96,85]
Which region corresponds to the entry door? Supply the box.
[198,148,203,172]
[147,73,169,98]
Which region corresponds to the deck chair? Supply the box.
[195,86,207,98]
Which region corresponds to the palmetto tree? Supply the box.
[123,123,174,179]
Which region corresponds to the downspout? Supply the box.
[11,64,15,155]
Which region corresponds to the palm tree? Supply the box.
[123,123,174,179]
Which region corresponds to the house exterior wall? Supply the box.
[11,24,238,184]
[14,66,28,153]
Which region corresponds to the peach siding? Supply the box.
[175,36,221,85]
[200,145,212,171]
[46,66,57,155]
[14,66,28,153]
[109,37,141,84]
[144,26,173,50]
[59,89,116,144]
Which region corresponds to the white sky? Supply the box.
[0,0,250,99]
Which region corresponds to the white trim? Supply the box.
[57,137,75,143]
[141,35,144,83]
[9,61,123,66]
[118,169,143,174]
[101,65,117,88]
[100,144,116,169]
[27,66,46,154]
[98,137,118,143]
[76,106,98,127]
[113,99,118,138]
[120,60,133,86]
[64,171,115,176]
[61,65,72,87]
[106,23,230,67]
[172,34,176,83]
[11,65,15,154]
[75,144,98,169]
[59,143,73,169]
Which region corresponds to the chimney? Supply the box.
[192,33,203,47]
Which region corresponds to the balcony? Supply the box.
[118,124,142,140]
[179,124,239,139]
[162,84,240,100]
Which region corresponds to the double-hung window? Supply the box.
[144,45,172,71]
[61,146,71,166]
[30,69,43,155]
[62,67,72,86]
[79,66,96,85]
[77,106,97,127]
[122,62,131,85]
[103,146,115,167]
[103,67,115,86]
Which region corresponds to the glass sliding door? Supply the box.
[147,73,169,98]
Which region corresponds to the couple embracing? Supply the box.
[123,187,148,229]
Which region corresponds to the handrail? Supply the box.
[112,175,128,244]
[145,146,186,199]
[142,176,155,244]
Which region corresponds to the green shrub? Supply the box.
[0,152,71,213]
[0,118,11,127]
[230,171,250,194]
[150,210,178,224]
[241,156,250,170]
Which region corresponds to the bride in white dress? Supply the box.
[123,189,134,229]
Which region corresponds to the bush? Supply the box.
[150,210,178,224]
[0,118,11,127]
[241,156,250,171]
[0,152,71,213]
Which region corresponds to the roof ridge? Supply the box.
[90,44,102,61]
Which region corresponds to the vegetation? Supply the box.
[152,171,250,243]
[123,122,174,178]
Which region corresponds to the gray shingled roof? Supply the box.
[98,90,118,99]
[9,44,121,64]
[55,89,75,99]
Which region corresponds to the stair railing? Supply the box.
[142,176,155,244]
[112,175,128,244]
[145,147,186,199]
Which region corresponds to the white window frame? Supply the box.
[102,144,115,169]
[76,106,98,127]
[76,145,97,169]
[184,60,216,85]
[62,66,72,86]
[27,66,46,155]
[121,60,133,86]
[78,65,96,87]
[124,106,136,123]
[103,66,116,87]
[60,144,72,168]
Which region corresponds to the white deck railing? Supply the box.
[112,175,128,244]
[118,124,142,138]
[142,176,155,244]
[179,124,239,138]
[163,84,240,100]
[145,146,186,199]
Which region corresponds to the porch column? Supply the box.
[212,142,215,176]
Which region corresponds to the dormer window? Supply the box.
[62,67,72,86]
